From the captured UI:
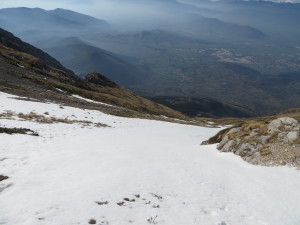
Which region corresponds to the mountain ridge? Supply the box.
[0,27,75,77]
[41,36,147,85]
[0,28,187,120]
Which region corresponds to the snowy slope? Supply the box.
[0,91,300,225]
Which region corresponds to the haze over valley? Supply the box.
[1,0,300,116]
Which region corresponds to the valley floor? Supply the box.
[0,91,300,225]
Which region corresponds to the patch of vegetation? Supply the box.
[17,112,108,127]
[203,119,275,146]
[0,127,38,136]
[202,127,233,145]
[0,80,24,90]
[0,44,70,82]
[260,147,272,156]
[0,110,14,118]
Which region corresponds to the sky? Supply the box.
[1,0,299,13]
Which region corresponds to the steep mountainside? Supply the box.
[0,28,75,76]
[40,37,148,85]
[0,28,187,120]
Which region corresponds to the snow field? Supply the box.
[0,91,300,225]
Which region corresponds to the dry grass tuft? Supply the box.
[0,127,39,136]
[201,127,232,145]
[17,112,109,127]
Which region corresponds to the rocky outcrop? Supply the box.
[203,117,300,168]
[85,72,118,88]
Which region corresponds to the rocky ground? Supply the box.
[202,117,300,168]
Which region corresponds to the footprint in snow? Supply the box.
[96,201,109,206]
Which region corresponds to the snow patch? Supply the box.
[72,94,116,107]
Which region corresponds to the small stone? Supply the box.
[287,131,299,143]
[89,219,97,224]
[96,201,109,205]
[0,175,9,182]
[117,202,125,206]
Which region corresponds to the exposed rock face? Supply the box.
[203,117,300,168]
[268,117,298,134]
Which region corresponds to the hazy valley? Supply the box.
[1,1,300,117]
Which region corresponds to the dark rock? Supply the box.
[88,219,96,224]
[85,72,118,88]
[0,175,9,182]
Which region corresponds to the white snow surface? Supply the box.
[72,94,116,107]
[0,91,300,225]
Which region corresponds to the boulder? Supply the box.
[268,117,298,133]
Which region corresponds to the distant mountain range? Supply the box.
[1,5,299,117]
[185,16,266,40]
[37,36,148,86]
[0,7,108,32]
[182,0,300,41]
